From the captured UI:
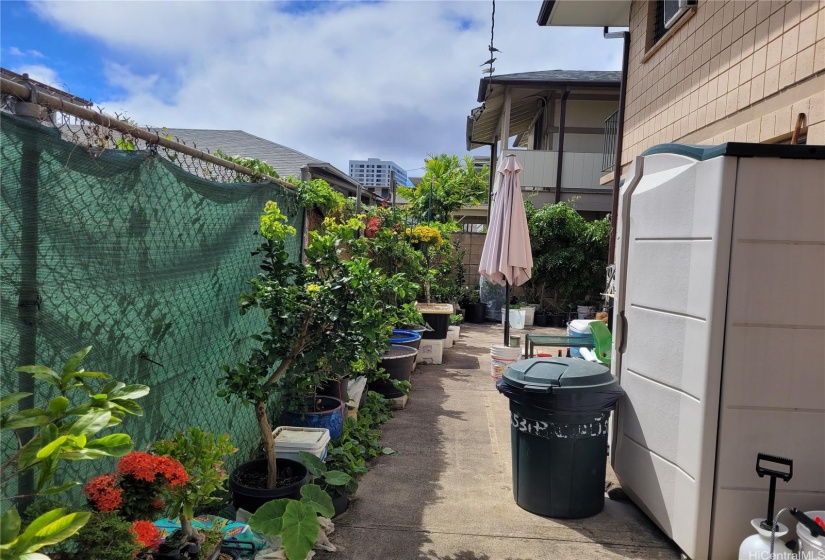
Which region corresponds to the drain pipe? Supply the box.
[604,27,629,264]
[553,89,570,204]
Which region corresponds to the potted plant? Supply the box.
[534,306,547,327]
[465,288,485,323]
[219,202,404,512]
[150,428,238,556]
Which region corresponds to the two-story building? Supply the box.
[538,0,824,180]
[466,70,621,218]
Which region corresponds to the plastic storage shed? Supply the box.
[611,143,825,559]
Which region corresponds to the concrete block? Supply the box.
[389,394,409,410]
[416,338,443,365]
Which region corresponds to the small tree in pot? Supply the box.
[219,203,406,491]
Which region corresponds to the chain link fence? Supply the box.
[1,107,304,509]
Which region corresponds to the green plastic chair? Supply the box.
[588,321,613,366]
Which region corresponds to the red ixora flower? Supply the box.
[364,217,380,239]
[83,474,123,513]
[117,451,188,486]
[131,520,161,550]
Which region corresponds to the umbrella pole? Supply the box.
[504,281,510,345]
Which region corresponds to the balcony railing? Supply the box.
[602,110,619,173]
[503,149,606,191]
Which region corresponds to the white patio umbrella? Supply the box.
[479,154,533,344]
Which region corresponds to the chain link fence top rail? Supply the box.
[1,112,304,508]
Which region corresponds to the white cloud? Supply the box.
[28,49,45,58]
[32,1,622,173]
[9,46,24,56]
[11,63,62,87]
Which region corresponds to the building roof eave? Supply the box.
[536,0,631,27]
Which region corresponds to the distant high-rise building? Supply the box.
[348,158,408,199]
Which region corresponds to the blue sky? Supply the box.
[1,1,622,174]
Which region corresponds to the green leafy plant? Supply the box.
[152,428,238,543]
[297,452,351,497]
[247,483,333,560]
[70,511,142,560]
[215,149,280,180]
[0,507,90,560]
[0,347,149,559]
[290,177,347,216]
[525,201,610,312]
[398,154,488,223]
[449,314,463,325]
[397,302,424,329]
[322,391,394,497]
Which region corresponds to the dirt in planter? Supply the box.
[306,396,339,412]
[233,463,304,489]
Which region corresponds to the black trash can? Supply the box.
[496,358,623,519]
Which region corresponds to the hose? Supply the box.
[770,507,790,558]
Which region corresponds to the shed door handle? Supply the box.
[619,312,628,354]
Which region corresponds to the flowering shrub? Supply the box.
[131,520,162,549]
[84,474,123,513]
[406,224,443,245]
[364,216,380,238]
[117,451,188,486]
[85,451,187,522]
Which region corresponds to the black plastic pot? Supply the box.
[318,376,349,402]
[422,312,449,339]
[332,492,350,517]
[534,312,547,327]
[229,458,310,513]
[466,302,485,323]
[549,313,566,328]
[370,344,417,398]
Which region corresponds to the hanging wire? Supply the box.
[484,0,500,96]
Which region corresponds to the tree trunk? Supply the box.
[179,516,204,544]
[255,400,277,489]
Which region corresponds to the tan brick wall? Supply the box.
[622,0,825,169]
[452,232,486,290]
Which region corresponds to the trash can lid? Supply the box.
[501,358,617,395]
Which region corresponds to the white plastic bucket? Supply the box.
[577,305,595,319]
[501,308,526,330]
[272,426,330,463]
[523,306,536,326]
[798,510,825,556]
[490,345,522,381]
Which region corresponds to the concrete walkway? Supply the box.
[322,323,680,560]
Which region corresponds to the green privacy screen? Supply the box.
[1,113,303,505]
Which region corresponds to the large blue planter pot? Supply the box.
[391,329,421,351]
[285,396,345,439]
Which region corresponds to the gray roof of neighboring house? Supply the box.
[477,69,622,101]
[164,128,323,180]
